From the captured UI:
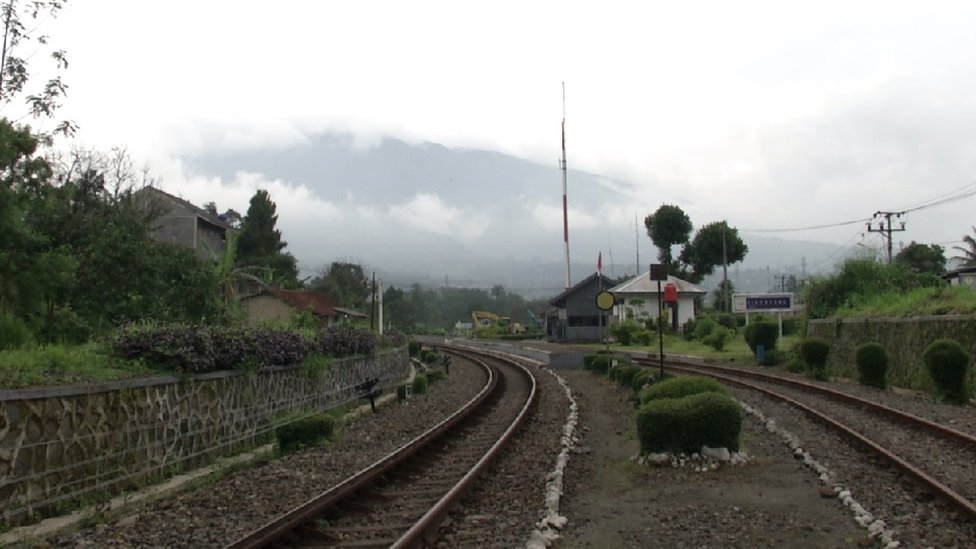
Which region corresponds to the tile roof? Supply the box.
[269,289,340,317]
[139,186,236,231]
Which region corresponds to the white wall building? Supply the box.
[609,273,707,330]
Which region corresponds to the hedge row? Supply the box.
[112,323,382,374]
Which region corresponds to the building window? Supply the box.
[567,315,601,327]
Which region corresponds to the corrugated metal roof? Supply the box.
[269,289,340,317]
[608,272,708,295]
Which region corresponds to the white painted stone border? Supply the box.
[738,399,902,549]
[524,367,577,549]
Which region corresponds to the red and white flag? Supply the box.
[597,252,603,275]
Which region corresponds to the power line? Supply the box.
[738,182,976,234]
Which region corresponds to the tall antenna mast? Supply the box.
[635,214,640,274]
[561,82,571,289]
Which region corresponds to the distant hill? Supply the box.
[183,134,848,299]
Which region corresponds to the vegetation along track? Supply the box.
[634,356,976,524]
[224,349,537,549]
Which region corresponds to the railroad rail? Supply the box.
[224,348,537,549]
[634,356,976,523]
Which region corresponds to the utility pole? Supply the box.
[866,211,906,263]
[722,222,730,313]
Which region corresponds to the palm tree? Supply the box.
[951,226,976,267]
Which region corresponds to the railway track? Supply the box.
[634,356,976,524]
[224,348,537,549]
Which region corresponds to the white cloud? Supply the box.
[388,193,490,241]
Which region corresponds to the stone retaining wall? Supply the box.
[806,315,976,391]
[0,349,409,526]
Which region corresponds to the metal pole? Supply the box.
[657,279,664,378]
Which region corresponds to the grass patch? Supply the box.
[591,333,801,365]
[834,285,976,318]
[0,344,155,389]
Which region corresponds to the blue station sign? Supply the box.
[732,293,793,313]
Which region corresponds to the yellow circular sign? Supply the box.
[595,291,615,311]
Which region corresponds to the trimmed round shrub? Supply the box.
[636,392,742,454]
[276,413,335,453]
[635,329,653,346]
[639,375,727,404]
[426,368,448,383]
[799,338,830,375]
[923,339,972,405]
[855,342,888,389]
[412,373,429,395]
[408,341,422,357]
[590,353,629,375]
[681,318,697,341]
[631,369,653,392]
[615,364,640,388]
[744,321,779,356]
[422,350,440,364]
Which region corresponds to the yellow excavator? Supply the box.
[471,311,511,332]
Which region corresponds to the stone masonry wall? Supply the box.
[0,349,409,526]
[806,315,976,392]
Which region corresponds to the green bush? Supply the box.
[785,356,806,373]
[408,341,422,357]
[692,317,717,341]
[276,414,335,453]
[422,350,440,364]
[744,321,779,356]
[923,339,972,404]
[681,318,697,341]
[0,312,33,351]
[632,369,653,391]
[397,383,409,402]
[426,368,447,383]
[781,317,802,337]
[703,326,731,351]
[636,392,742,453]
[615,364,640,387]
[590,353,629,375]
[611,321,638,346]
[855,342,888,389]
[639,375,727,404]
[412,373,429,395]
[715,314,735,330]
[799,338,830,378]
[635,329,653,346]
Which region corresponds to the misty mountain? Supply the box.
[182,134,847,299]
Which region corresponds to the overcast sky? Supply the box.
[11,0,976,266]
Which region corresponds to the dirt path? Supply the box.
[556,369,869,548]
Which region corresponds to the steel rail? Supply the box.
[223,351,497,549]
[653,361,976,522]
[635,356,976,450]
[390,348,538,548]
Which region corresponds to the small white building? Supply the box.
[609,273,707,330]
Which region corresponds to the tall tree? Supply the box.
[895,241,946,274]
[1,0,74,136]
[310,262,370,309]
[952,227,976,267]
[236,189,298,285]
[679,221,748,283]
[644,204,693,266]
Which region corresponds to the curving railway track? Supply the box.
[224,348,537,549]
[634,355,976,525]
